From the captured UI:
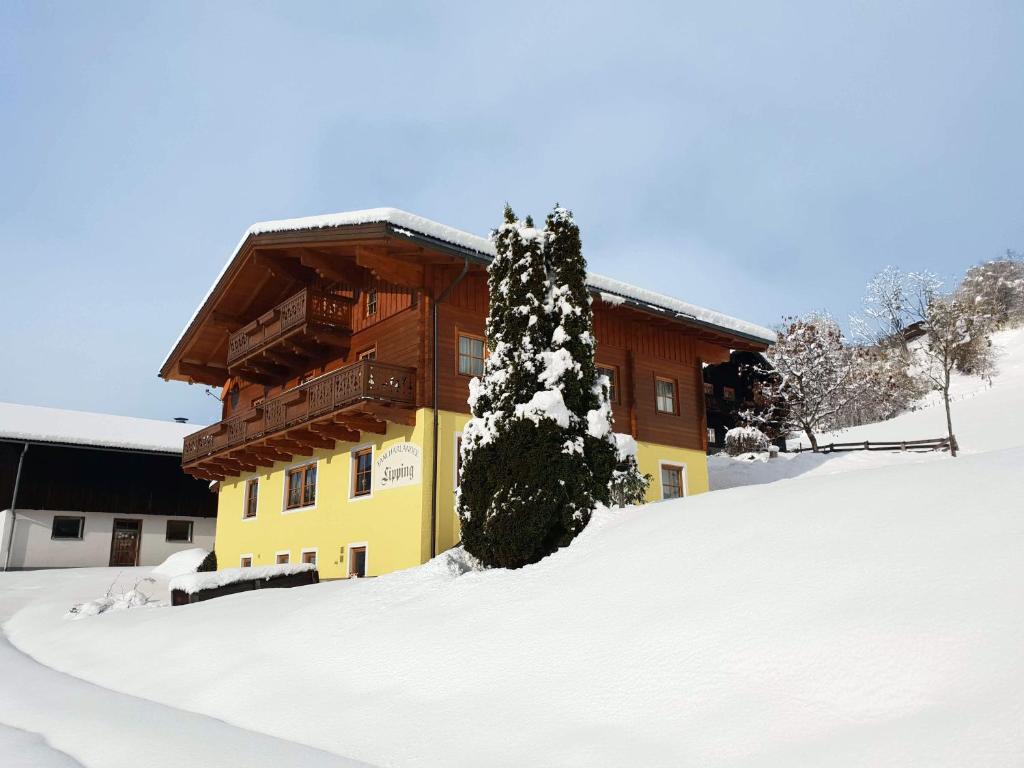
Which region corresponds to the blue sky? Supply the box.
[2,1,1022,424]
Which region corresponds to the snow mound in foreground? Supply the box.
[7,449,1024,767]
[150,548,210,578]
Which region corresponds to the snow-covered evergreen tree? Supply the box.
[457,205,617,568]
[607,434,651,508]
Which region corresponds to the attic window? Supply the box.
[366,288,378,317]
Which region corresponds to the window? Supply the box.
[458,333,485,377]
[301,550,317,565]
[365,288,377,317]
[655,377,677,414]
[707,427,716,445]
[276,552,290,565]
[244,479,259,519]
[703,381,714,396]
[661,464,685,499]
[349,545,367,578]
[286,462,317,509]
[358,346,377,361]
[352,448,373,497]
[723,386,736,401]
[597,365,619,403]
[240,555,253,568]
[166,519,193,543]
[51,516,84,540]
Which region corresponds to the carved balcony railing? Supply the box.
[227,287,352,371]
[182,359,416,467]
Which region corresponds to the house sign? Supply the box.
[374,443,422,491]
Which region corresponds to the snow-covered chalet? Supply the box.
[160,209,774,579]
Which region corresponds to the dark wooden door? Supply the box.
[349,546,366,578]
[109,519,141,566]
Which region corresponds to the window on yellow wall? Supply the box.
[240,555,253,568]
[660,464,685,499]
[286,463,317,509]
[276,552,290,564]
[352,448,372,497]
[244,479,258,519]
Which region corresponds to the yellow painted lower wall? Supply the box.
[215,413,432,580]
[214,408,710,579]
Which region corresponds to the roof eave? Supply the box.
[162,218,772,380]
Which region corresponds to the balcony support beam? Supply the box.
[309,422,361,442]
[335,413,387,434]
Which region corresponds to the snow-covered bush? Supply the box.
[457,205,617,568]
[198,549,217,572]
[724,426,769,456]
[608,433,651,507]
[68,576,158,619]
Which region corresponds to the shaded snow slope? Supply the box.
[813,327,1024,454]
[7,451,1023,767]
[0,569,371,768]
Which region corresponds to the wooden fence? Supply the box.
[792,437,952,454]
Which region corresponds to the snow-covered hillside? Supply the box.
[4,445,1023,767]
[3,330,1022,767]
[814,326,1024,453]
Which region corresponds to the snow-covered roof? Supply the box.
[167,208,774,363]
[0,402,201,454]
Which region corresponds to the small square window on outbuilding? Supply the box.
[166,519,193,543]
[52,516,84,540]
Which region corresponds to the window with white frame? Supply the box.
[660,464,685,499]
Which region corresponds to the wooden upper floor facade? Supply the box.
[160,210,773,481]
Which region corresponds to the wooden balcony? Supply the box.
[227,288,353,382]
[183,359,416,479]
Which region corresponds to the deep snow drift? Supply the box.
[4,446,1023,767]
